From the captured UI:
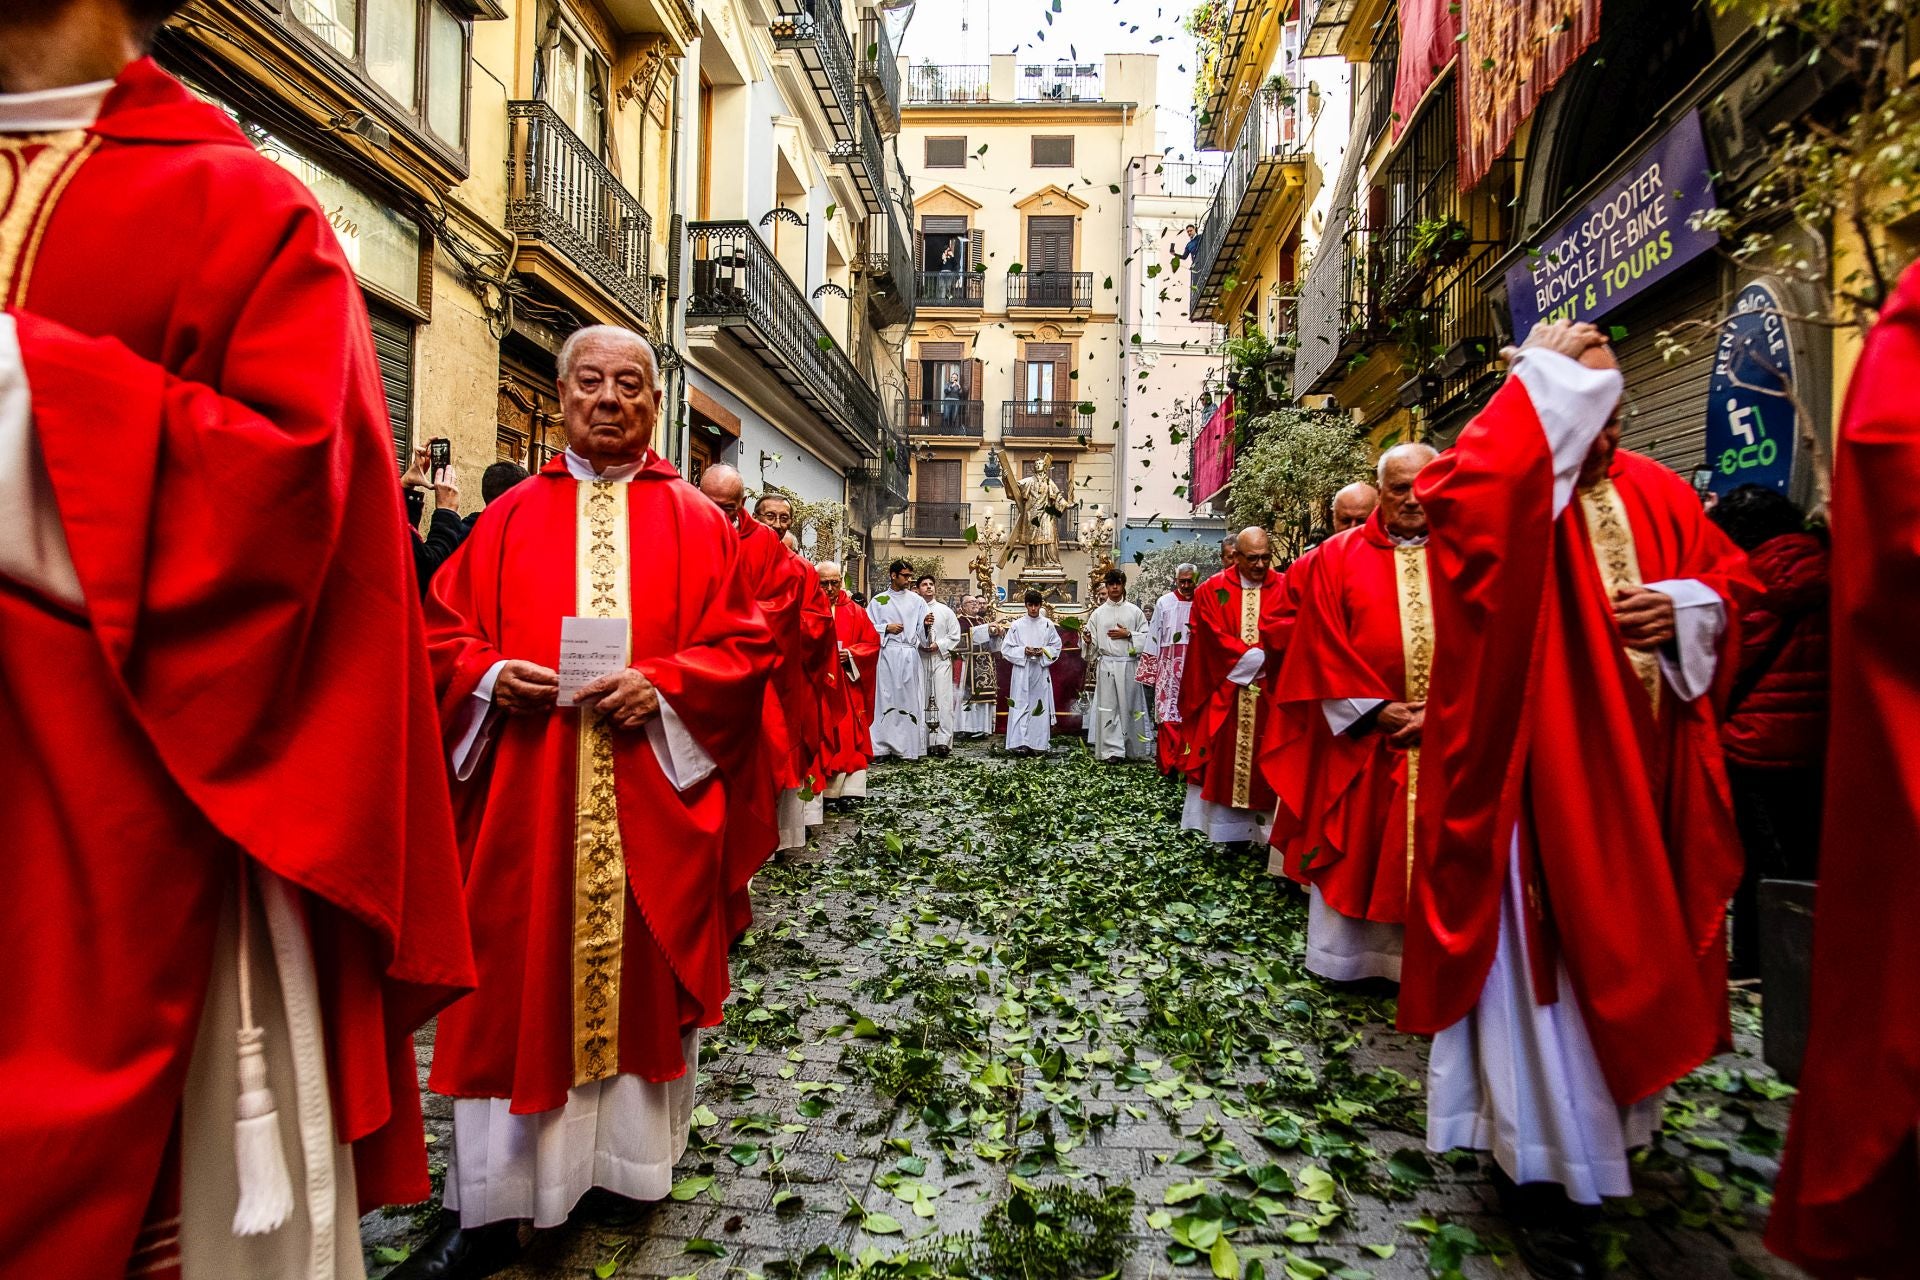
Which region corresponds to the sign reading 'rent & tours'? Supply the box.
[1506,110,1720,334]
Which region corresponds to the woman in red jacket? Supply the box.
[1709,485,1830,979]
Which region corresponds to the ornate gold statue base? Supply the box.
[1011,563,1077,608]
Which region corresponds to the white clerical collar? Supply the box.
[1238,573,1266,590]
[0,79,113,133]
[1389,531,1429,547]
[563,448,645,482]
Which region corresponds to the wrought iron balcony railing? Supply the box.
[1002,399,1095,440]
[506,101,653,321]
[1006,271,1093,311]
[864,205,915,327]
[905,501,972,541]
[685,220,882,454]
[1292,203,1373,395]
[1190,85,1307,321]
[900,398,984,437]
[832,104,891,215]
[905,64,989,103]
[859,10,901,134]
[917,270,984,307]
[771,0,859,144]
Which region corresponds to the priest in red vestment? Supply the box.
[818,560,881,807]
[1262,448,1434,984]
[1178,527,1294,844]
[1767,263,1920,1279]
[411,326,774,1278]
[0,18,477,1279]
[1406,320,1754,1276]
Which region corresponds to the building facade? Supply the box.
[892,53,1159,603]
[160,0,914,586]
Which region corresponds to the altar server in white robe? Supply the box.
[914,574,963,756]
[867,559,930,759]
[1084,569,1152,762]
[1001,591,1062,755]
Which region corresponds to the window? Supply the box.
[1026,215,1074,271]
[925,136,967,168]
[918,459,962,504]
[289,0,470,151]
[1031,135,1074,167]
[544,20,610,155]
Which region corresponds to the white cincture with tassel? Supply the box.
[232,856,294,1236]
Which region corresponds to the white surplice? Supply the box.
[441,450,713,1229]
[1084,600,1151,761]
[1424,348,1724,1203]
[918,599,962,749]
[867,590,930,759]
[1000,614,1061,752]
[1145,591,1193,726]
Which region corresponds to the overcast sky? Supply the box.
[889,0,1211,160]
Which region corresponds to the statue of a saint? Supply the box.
[993,448,1066,572]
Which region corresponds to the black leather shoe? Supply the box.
[384,1211,523,1279]
[1490,1168,1603,1280]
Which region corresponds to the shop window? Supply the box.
[288,0,471,154]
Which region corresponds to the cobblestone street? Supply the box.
[364,744,1804,1280]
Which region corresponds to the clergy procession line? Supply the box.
[4,30,1916,1280]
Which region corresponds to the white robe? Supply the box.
[918,600,962,748]
[1000,614,1061,752]
[956,622,999,735]
[867,590,930,759]
[1425,347,1727,1203]
[1084,600,1151,761]
[1145,591,1193,726]
[441,452,716,1230]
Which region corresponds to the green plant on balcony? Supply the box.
[1409,216,1469,269]
[1183,0,1228,120]
[1221,324,1289,422]
[1223,408,1371,558]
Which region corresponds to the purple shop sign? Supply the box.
[1506,110,1720,334]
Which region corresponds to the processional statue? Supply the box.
[991,447,1066,573]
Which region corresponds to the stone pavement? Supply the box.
[362,741,1806,1280]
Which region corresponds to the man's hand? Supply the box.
[923,613,934,629]
[1025,646,1043,658]
[432,464,460,511]
[400,446,431,491]
[494,660,560,713]
[1499,319,1609,367]
[1613,587,1676,649]
[1373,701,1422,738]
[575,667,660,729]
[1385,703,1426,749]
[886,622,904,635]
[1107,625,1131,640]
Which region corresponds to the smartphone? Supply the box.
[428,437,452,473]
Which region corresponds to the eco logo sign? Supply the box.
[1704,280,1796,495]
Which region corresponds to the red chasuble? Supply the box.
[1262,514,1434,923]
[1406,379,1755,1107]
[0,60,475,1277]
[1768,264,1920,1278]
[820,595,882,778]
[1178,568,1295,812]
[424,455,774,1114]
[792,572,838,791]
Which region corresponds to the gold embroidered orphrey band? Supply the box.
[0,131,99,307]
[1231,585,1261,810]
[1395,545,1434,889]
[572,480,630,1086]
[1578,476,1661,714]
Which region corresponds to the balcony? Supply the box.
[506,101,654,325]
[917,270,984,308]
[900,398,984,438]
[832,104,891,216]
[771,0,859,145]
[905,64,990,104]
[1006,271,1093,311]
[1194,0,1288,151]
[904,501,973,541]
[1016,63,1102,101]
[1001,399,1095,442]
[1299,0,1361,57]
[1190,86,1310,323]
[863,205,915,328]
[1293,203,1375,396]
[859,10,901,135]
[685,220,882,455]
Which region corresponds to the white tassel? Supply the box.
[232,861,293,1236]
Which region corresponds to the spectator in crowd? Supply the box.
[477,459,530,525]
[1708,484,1831,980]
[403,444,467,595]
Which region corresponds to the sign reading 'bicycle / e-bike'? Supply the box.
[1703,281,1797,495]
[1505,110,1721,333]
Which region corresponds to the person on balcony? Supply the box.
[941,372,965,432]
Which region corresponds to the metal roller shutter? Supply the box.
[368,304,415,469]
[1607,259,1721,477]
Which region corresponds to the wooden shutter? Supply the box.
[1027,216,1074,271]
[913,230,925,269]
[1031,135,1074,167]
[967,358,983,398]
[368,304,413,469]
[925,136,966,167]
[969,228,984,269]
[905,358,923,402]
[923,215,969,235]
[920,458,962,503]
[1024,342,1070,404]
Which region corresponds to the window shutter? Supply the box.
[1031,135,1074,167]
[967,358,983,398]
[1013,360,1029,399]
[905,358,923,400]
[913,230,925,269]
[920,341,965,360]
[925,136,967,167]
[920,458,962,503]
[922,215,969,235]
[368,304,414,469]
[1026,216,1074,272]
[969,228,984,270]
[1054,356,1070,407]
